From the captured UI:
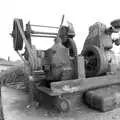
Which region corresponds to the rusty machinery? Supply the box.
[11,16,78,82]
[11,17,120,112]
[81,19,120,77]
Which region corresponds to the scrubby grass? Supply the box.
[0,64,29,91]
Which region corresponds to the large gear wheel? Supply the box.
[12,19,24,51]
[68,38,77,57]
[81,45,108,77]
[62,38,78,78]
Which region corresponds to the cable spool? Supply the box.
[12,19,24,51]
[81,45,108,77]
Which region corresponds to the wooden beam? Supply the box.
[77,56,85,79]
[51,74,120,95]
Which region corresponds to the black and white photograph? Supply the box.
[1,0,120,120]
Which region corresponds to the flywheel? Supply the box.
[81,45,108,77]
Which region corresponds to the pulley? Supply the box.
[11,19,24,51]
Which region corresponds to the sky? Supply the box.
[0,0,120,61]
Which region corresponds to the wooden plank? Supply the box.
[77,56,85,79]
[51,74,120,94]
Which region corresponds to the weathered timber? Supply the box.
[77,56,85,79]
[51,74,120,95]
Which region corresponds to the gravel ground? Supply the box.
[1,66,120,120]
[1,86,120,120]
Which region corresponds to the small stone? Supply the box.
[112,115,120,119]
[44,113,48,116]
[26,104,31,109]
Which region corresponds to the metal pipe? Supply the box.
[31,34,56,38]
[30,24,59,29]
[31,30,58,35]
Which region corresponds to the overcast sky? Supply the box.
[0,0,120,61]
